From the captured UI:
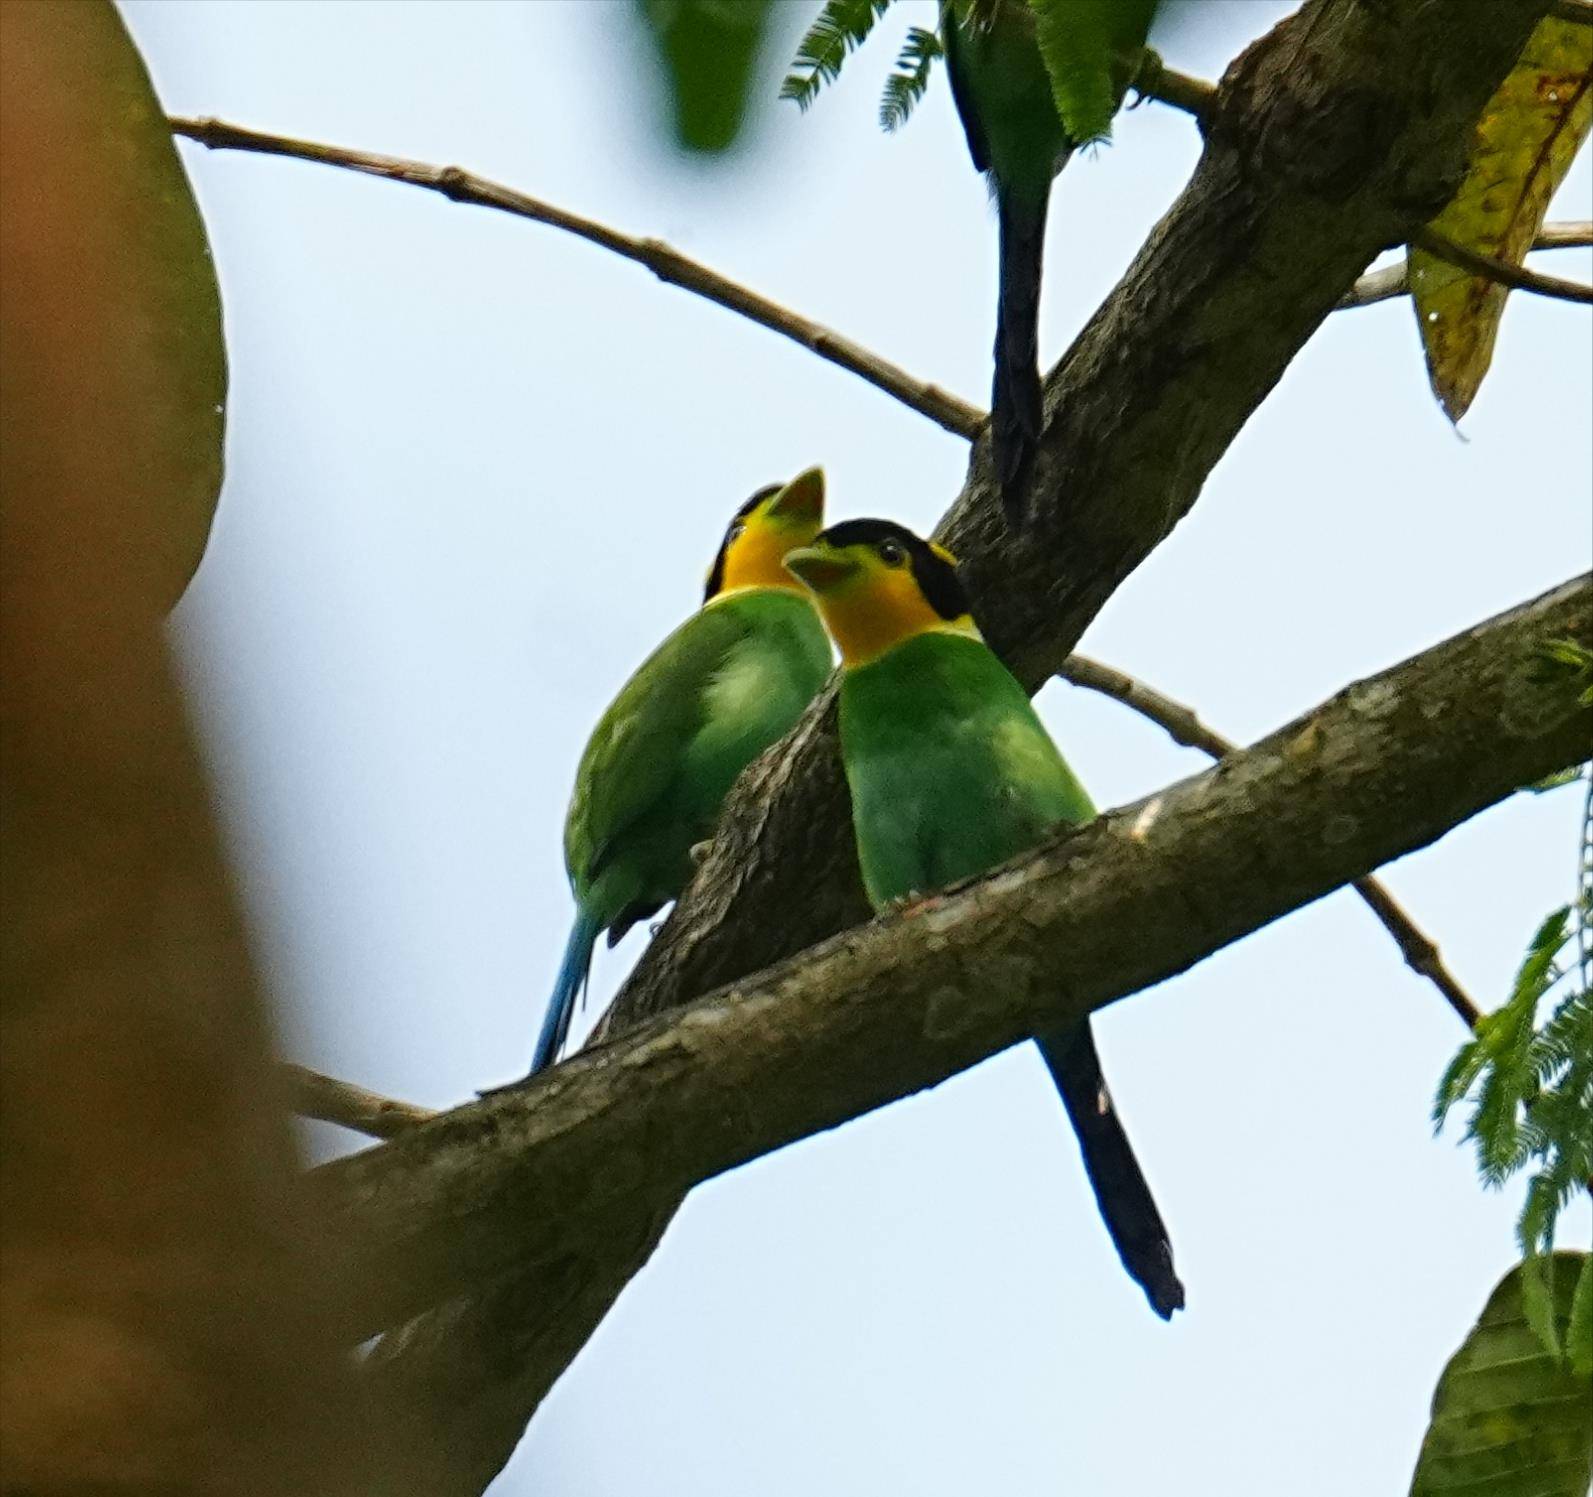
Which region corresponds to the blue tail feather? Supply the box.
[530,909,600,1076]
[1037,1020,1185,1320]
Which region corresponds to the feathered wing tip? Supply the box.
[529,908,601,1076]
[1038,1021,1186,1320]
[992,183,1051,525]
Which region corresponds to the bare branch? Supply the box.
[1340,221,1593,308]
[312,576,1591,1344]
[281,1064,435,1140]
[1411,224,1593,306]
[167,116,984,441]
[1059,654,1482,1028]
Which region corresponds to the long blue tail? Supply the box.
[530,909,600,1076]
[992,181,1050,521]
[1037,1019,1185,1320]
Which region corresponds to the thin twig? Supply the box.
[1340,222,1593,308]
[1059,653,1483,1029]
[282,1062,436,1140]
[168,115,985,441]
[1410,225,1593,306]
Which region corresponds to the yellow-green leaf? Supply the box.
[1409,16,1592,422]
[1410,1253,1593,1497]
[0,0,226,613]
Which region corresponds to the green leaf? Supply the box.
[1569,1255,1593,1381]
[879,25,943,132]
[1410,1254,1593,1497]
[781,0,891,114]
[1026,0,1158,146]
[0,0,226,612]
[634,0,778,153]
[1409,16,1593,421]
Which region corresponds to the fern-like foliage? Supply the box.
[781,0,893,113]
[1437,894,1593,1366]
[879,26,943,132]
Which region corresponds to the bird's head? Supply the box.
[704,467,827,603]
[784,518,979,666]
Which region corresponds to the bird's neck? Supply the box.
[826,606,982,669]
[714,525,810,597]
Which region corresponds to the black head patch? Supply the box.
[815,518,971,622]
[704,484,782,602]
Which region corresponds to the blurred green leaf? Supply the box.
[1410,1254,1593,1497]
[1409,15,1593,421]
[1027,0,1158,145]
[0,0,226,611]
[1569,1254,1593,1381]
[636,0,778,153]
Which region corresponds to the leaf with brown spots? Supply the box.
[1408,16,1591,421]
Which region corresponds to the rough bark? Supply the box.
[363,1215,670,1497]
[322,575,1591,1344]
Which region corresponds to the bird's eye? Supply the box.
[878,540,906,567]
[727,521,746,544]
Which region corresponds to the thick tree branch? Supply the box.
[315,577,1590,1344]
[1059,655,1482,1028]
[167,115,984,441]
[363,1216,670,1497]
[1340,222,1593,308]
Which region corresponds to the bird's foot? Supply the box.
[883,890,941,919]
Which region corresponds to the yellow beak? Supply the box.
[767,466,825,526]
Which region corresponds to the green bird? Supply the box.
[532,470,833,1074]
[785,517,1183,1318]
[941,0,1153,519]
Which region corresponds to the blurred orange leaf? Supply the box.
[0,0,226,613]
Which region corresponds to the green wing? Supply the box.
[940,0,991,173]
[563,603,752,894]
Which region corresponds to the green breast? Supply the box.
[838,630,1092,908]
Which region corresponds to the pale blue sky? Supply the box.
[126,3,1590,1493]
